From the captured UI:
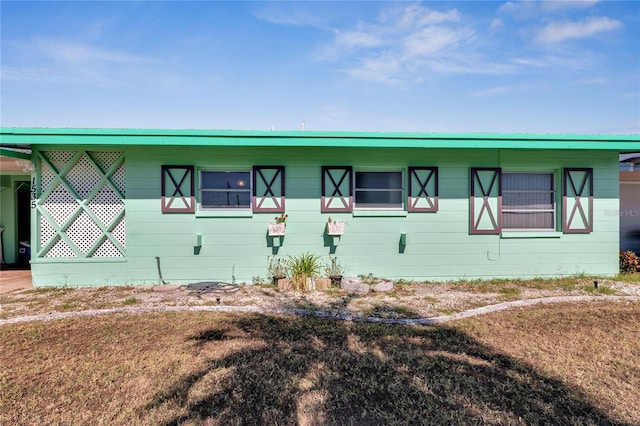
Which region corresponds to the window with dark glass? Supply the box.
[502,172,555,229]
[354,171,403,209]
[199,170,251,209]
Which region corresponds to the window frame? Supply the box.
[353,169,405,210]
[501,171,557,231]
[198,169,253,211]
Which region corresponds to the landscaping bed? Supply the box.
[2,275,639,321]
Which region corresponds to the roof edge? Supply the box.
[1,127,639,142]
[1,127,638,152]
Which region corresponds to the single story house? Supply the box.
[1,128,638,287]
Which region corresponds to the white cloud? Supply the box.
[258,3,513,84]
[2,38,155,87]
[471,86,515,97]
[511,53,592,70]
[535,16,622,43]
[490,18,504,30]
[498,0,600,18]
[318,4,483,83]
[340,25,478,83]
[335,30,384,49]
[345,53,404,85]
[574,77,609,85]
[403,27,473,56]
[34,39,145,65]
[0,65,67,83]
[426,58,516,75]
[511,57,550,68]
[259,2,622,86]
[252,7,325,27]
[540,0,600,12]
[6,38,149,67]
[384,4,461,29]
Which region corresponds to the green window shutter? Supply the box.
[470,167,502,234]
[161,165,195,213]
[408,167,438,212]
[253,166,285,213]
[562,168,593,233]
[321,166,353,212]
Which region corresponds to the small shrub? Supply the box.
[323,255,346,278]
[123,297,139,306]
[620,250,639,274]
[267,256,289,281]
[252,276,268,285]
[287,252,321,291]
[357,273,378,284]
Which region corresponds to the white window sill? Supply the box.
[196,210,253,218]
[352,210,407,217]
[500,230,562,239]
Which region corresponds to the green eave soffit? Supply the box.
[0,147,31,160]
[1,127,638,151]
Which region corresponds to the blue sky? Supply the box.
[1,1,638,134]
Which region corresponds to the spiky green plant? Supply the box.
[286,252,321,291]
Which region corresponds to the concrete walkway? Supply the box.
[0,269,33,294]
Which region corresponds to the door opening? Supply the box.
[16,181,31,268]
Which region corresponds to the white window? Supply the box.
[502,172,555,230]
[354,171,403,209]
[199,170,251,209]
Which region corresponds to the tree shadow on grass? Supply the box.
[147,314,628,425]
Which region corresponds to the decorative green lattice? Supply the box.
[37,151,126,258]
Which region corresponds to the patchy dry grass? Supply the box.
[363,303,420,319]
[582,284,617,295]
[446,276,589,293]
[1,275,638,322]
[498,286,522,300]
[615,272,640,283]
[22,287,75,294]
[460,301,640,425]
[1,301,638,425]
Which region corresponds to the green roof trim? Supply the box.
[0,147,31,160]
[1,127,638,151]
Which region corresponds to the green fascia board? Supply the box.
[1,127,638,151]
[0,147,31,160]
